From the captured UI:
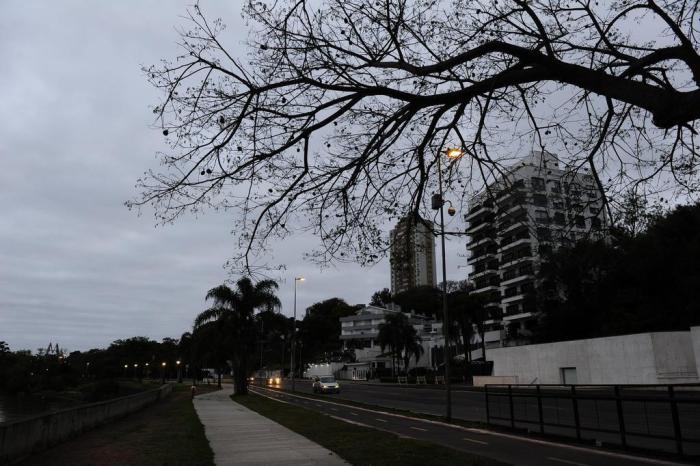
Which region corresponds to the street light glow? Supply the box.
[295,276,305,282]
[161,362,166,367]
[176,360,181,365]
[446,147,464,159]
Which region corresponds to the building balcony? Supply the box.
[467,236,496,249]
[467,251,497,265]
[503,311,535,322]
[470,268,499,281]
[466,220,493,235]
[501,293,526,305]
[497,202,528,218]
[499,220,529,236]
[500,273,535,288]
[498,237,531,253]
[465,203,495,222]
[472,284,500,295]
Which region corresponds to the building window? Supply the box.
[531,177,545,191]
[591,217,602,230]
[574,215,585,228]
[550,181,561,193]
[553,212,566,225]
[533,193,548,207]
[552,199,564,210]
[537,227,551,241]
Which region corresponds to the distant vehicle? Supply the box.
[268,376,281,386]
[312,376,340,394]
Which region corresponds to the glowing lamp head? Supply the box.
[446,148,464,160]
[161,362,166,367]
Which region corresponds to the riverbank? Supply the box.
[16,384,217,466]
[0,379,162,424]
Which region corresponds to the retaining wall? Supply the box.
[0,383,173,464]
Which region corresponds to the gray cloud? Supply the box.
[0,1,467,352]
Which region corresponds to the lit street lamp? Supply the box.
[432,146,464,422]
[161,361,166,385]
[291,276,305,392]
[177,360,182,383]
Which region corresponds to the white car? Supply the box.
[312,376,340,394]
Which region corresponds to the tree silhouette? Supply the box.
[194,278,280,394]
[377,312,423,375]
[132,1,700,270]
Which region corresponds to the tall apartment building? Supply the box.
[389,215,437,295]
[465,151,606,348]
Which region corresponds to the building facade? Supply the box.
[465,151,607,348]
[339,305,443,372]
[389,215,437,295]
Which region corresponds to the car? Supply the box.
[312,376,340,394]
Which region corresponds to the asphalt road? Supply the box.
[260,379,700,456]
[250,384,689,466]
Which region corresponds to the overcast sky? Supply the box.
[0,1,467,352]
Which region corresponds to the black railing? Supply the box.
[484,384,700,457]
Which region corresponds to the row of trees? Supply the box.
[534,201,700,343]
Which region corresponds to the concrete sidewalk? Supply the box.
[193,385,347,465]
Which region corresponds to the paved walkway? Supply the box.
[193,385,347,465]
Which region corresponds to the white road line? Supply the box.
[547,457,590,466]
[250,387,686,466]
[462,437,488,445]
[375,418,388,423]
[410,426,428,432]
[349,412,358,416]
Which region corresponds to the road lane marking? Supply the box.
[249,387,684,466]
[547,458,589,466]
[375,418,388,422]
[349,412,358,416]
[462,437,488,445]
[410,427,428,432]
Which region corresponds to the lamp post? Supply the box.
[134,363,140,382]
[123,364,128,378]
[291,276,305,392]
[176,360,182,383]
[432,146,464,422]
[161,362,166,385]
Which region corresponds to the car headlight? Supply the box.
[274,377,281,384]
[268,378,273,384]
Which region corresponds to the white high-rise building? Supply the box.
[465,151,607,348]
[389,215,437,295]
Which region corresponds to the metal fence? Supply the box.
[484,384,700,457]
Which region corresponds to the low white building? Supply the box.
[486,327,700,385]
[339,305,444,373]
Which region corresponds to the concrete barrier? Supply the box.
[0,383,173,464]
[473,375,519,387]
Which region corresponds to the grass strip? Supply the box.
[233,392,508,466]
[20,384,216,466]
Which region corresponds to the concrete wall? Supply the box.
[0,384,172,464]
[692,327,700,378]
[488,331,699,385]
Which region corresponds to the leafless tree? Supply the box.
[129,0,700,272]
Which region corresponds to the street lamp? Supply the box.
[176,360,182,383]
[432,146,464,422]
[291,276,305,392]
[161,361,166,385]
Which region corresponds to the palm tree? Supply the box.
[377,312,423,376]
[193,277,280,395]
